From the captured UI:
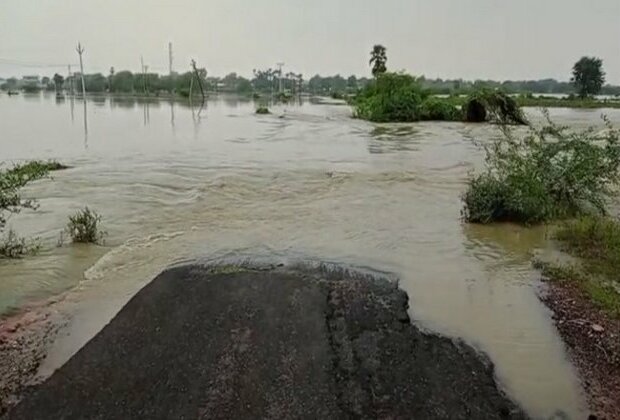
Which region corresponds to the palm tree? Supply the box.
[369,45,387,77]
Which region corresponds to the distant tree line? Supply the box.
[1,60,618,97]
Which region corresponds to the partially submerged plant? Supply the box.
[353,72,426,122]
[0,229,40,259]
[462,112,620,224]
[0,162,50,234]
[66,207,106,244]
[255,106,270,115]
[418,97,461,121]
[464,89,527,125]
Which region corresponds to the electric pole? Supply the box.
[140,55,147,94]
[168,42,173,75]
[67,64,73,95]
[76,42,86,97]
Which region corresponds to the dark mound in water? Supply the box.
[7,264,527,419]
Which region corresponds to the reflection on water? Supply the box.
[82,98,88,148]
[2,94,620,419]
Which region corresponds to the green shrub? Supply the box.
[66,207,106,244]
[0,162,50,233]
[462,113,620,224]
[255,106,270,115]
[0,229,40,259]
[464,90,527,125]
[418,97,461,121]
[354,72,426,122]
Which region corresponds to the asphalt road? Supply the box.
[7,264,526,419]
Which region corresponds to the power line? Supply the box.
[0,57,77,68]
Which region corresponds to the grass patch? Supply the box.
[517,95,620,109]
[462,113,620,224]
[534,257,620,318]
[555,216,620,277]
[66,207,106,244]
[532,216,620,317]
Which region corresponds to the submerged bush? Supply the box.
[464,90,527,125]
[66,207,106,244]
[0,162,50,233]
[418,97,461,121]
[462,113,620,224]
[354,72,426,122]
[0,229,40,259]
[255,106,270,115]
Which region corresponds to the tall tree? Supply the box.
[53,73,64,94]
[369,45,387,77]
[571,56,605,98]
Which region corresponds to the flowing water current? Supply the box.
[2,93,620,419]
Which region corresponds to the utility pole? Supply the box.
[276,62,284,93]
[190,59,205,104]
[144,65,149,93]
[76,42,86,97]
[67,64,73,95]
[140,55,147,94]
[168,42,173,75]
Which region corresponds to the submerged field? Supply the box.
[2,93,620,418]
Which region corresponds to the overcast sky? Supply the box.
[1,0,619,83]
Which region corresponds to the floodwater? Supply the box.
[2,92,620,419]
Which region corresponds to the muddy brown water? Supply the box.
[2,93,620,419]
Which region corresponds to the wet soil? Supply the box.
[0,305,63,416]
[541,280,620,420]
[6,264,526,419]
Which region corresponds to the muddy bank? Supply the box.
[0,305,64,416]
[6,263,526,419]
[541,280,620,419]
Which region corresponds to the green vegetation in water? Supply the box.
[533,216,620,317]
[0,161,53,259]
[462,113,620,224]
[0,229,40,259]
[352,72,526,124]
[11,160,70,174]
[255,106,270,115]
[463,89,527,125]
[66,207,106,244]
[417,97,462,121]
[353,72,428,122]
